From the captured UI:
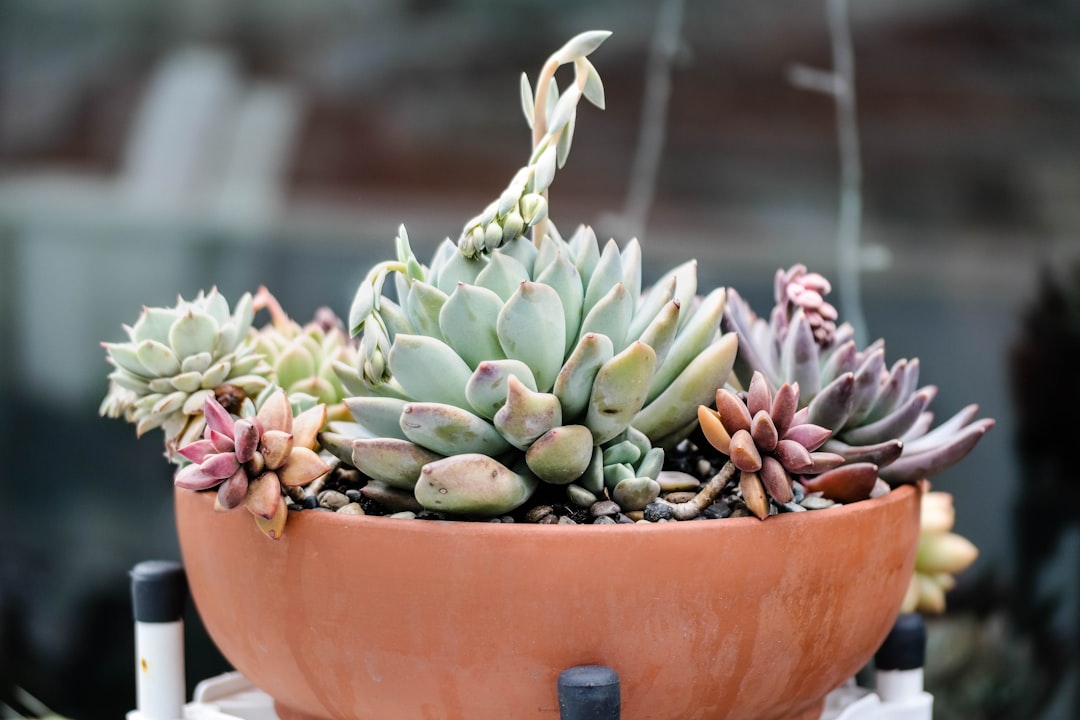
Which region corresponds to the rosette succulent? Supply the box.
[327,33,738,518]
[100,289,271,458]
[175,389,330,539]
[697,371,880,519]
[723,264,993,485]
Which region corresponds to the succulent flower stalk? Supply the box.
[175,389,330,539]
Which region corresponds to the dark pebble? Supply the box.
[703,501,732,520]
[416,510,445,521]
[525,505,555,523]
[593,516,617,525]
[302,495,319,510]
[345,489,363,503]
[615,513,635,524]
[643,503,675,522]
[589,500,621,517]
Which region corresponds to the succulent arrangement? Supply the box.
[102,32,992,552]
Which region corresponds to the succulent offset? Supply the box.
[100,289,271,459]
[722,264,994,485]
[175,389,330,538]
[902,490,978,613]
[250,286,358,422]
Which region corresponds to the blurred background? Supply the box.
[0,0,1077,718]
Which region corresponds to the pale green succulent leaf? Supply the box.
[170,371,204,393]
[181,351,214,374]
[498,235,538,276]
[439,284,506,368]
[582,239,624,318]
[570,226,601,282]
[551,30,612,65]
[535,250,584,356]
[465,359,538,419]
[556,111,576,168]
[105,343,151,378]
[415,454,538,516]
[132,308,178,344]
[577,57,606,109]
[352,438,443,490]
[435,247,486,295]
[636,299,681,369]
[136,340,181,376]
[647,287,726,404]
[476,252,530,303]
[626,275,676,342]
[403,279,448,342]
[200,360,233,389]
[585,341,657,444]
[525,424,594,484]
[344,396,410,440]
[387,334,474,409]
[578,282,633,352]
[634,331,738,443]
[532,146,558,194]
[275,343,316,390]
[554,332,614,421]
[492,376,562,450]
[520,72,535,128]
[400,402,511,457]
[580,446,605,494]
[497,281,566,393]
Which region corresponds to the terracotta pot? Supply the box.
[176,483,920,720]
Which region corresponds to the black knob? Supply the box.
[558,665,620,720]
[130,560,187,623]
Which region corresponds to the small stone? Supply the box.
[663,491,698,504]
[779,502,807,513]
[525,505,555,523]
[499,516,515,523]
[538,514,560,525]
[336,502,365,515]
[729,506,755,518]
[869,479,891,498]
[696,459,714,477]
[589,500,621,517]
[612,476,661,511]
[792,482,805,503]
[593,515,617,525]
[615,513,635,524]
[703,501,732,520]
[657,471,702,492]
[416,510,446,521]
[643,503,675,522]
[556,516,577,525]
[301,495,319,510]
[388,511,417,520]
[800,495,836,511]
[318,490,350,510]
[625,510,645,522]
[345,489,363,503]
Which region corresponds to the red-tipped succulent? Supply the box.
[174,388,330,539]
[697,372,879,519]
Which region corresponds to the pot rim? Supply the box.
[178,482,919,538]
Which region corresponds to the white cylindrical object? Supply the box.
[135,619,187,720]
[875,667,923,703]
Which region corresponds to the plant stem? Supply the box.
[531,59,560,246]
[666,460,737,520]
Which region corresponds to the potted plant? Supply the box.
[101,32,992,720]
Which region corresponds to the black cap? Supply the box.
[130,560,187,623]
[558,665,621,720]
[875,612,926,671]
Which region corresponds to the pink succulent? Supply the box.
[174,389,330,539]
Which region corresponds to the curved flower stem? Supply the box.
[664,460,737,520]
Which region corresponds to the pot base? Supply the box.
[274,698,826,720]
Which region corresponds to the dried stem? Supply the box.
[664,460,737,520]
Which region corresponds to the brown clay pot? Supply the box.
[176,483,920,720]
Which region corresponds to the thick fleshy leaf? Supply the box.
[715,389,752,435]
[209,429,235,454]
[174,462,227,490]
[202,397,235,439]
[751,411,778,453]
[254,495,288,540]
[697,406,731,454]
[169,310,219,359]
[781,423,833,452]
[740,471,770,519]
[801,463,879,504]
[774,439,813,473]
[729,429,763,473]
[233,420,259,463]
[771,383,799,438]
[747,372,772,417]
[245,472,281,519]
[260,430,294,469]
[292,404,327,449]
[216,468,249,509]
[257,389,293,434]
[177,439,215,464]
[200,452,241,480]
[278,447,330,487]
[759,456,794,503]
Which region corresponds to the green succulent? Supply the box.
[722,264,993,485]
[326,33,737,517]
[100,288,271,459]
[250,286,358,422]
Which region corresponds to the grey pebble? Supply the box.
[318,490,350,510]
[336,502,365,515]
[593,516,617,525]
[589,500,622,517]
[800,496,836,510]
[643,503,675,522]
[388,511,417,520]
[345,489,363,503]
